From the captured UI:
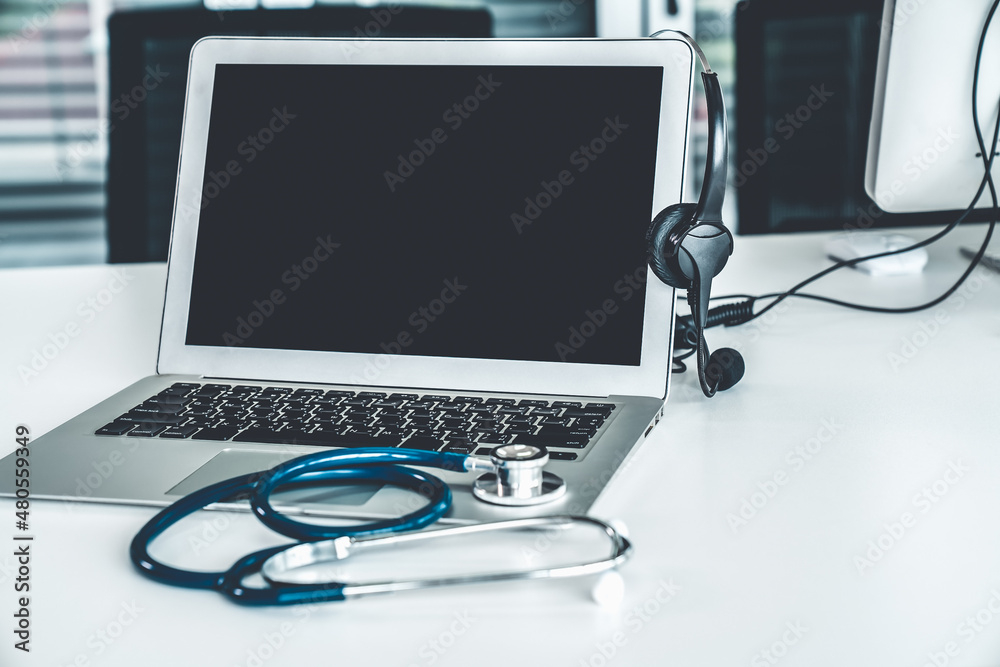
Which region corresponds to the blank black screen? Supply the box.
[185,63,663,366]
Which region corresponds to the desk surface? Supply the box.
[2,226,999,667]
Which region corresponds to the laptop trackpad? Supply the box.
[167,449,381,507]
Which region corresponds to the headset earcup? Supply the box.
[646,203,698,289]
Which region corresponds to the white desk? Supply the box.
[2,226,999,667]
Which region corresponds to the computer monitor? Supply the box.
[735,0,892,235]
[106,6,493,263]
[866,0,999,216]
[735,0,997,235]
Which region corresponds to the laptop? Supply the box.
[0,36,692,523]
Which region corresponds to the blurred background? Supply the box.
[0,0,737,267]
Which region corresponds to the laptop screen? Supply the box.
[184,63,663,367]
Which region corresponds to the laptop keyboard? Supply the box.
[94,382,618,462]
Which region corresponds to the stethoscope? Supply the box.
[130,444,633,606]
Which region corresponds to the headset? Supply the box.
[646,32,745,398]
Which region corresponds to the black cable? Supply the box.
[706,0,999,326]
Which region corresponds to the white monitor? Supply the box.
[866,0,999,215]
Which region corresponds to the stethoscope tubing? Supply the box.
[130,448,466,604]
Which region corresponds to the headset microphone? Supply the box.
[647,34,744,397]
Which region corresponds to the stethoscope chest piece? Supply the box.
[472,444,566,506]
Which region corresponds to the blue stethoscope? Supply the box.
[130,445,632,606]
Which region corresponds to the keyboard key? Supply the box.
[149,394,187,406]
[233,428,402,448]
[128,423,168,437]
[160,425,201,438]
[485,398,516,406]
[563,409,612,419]
[537,424,590,436]
[96,422,135,436]
[508,415,537,425]
[400,436,444,452]
[131,405,184,416]
[163,383,199,396]
[548,451,579,461]
[344,413,374,425]
[292,388,325,396]
[551,401,583,409]
[342,397,374,407]
[345,426,379,437]
[124,412,186,425]
[192,387,226,399]
[444,442,476,454]
[530,407,561,416]
[478,433,514,444]
[513,434,588,449]
[421,395,451,403]
[517,399,550,408]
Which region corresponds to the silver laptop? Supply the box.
[0,36,692,522]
